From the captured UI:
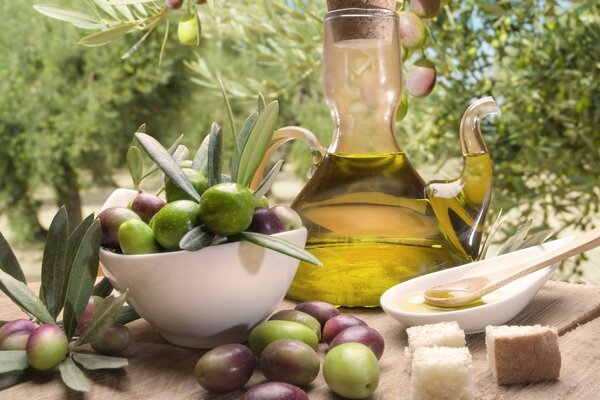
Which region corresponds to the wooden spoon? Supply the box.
[424,226,600,307]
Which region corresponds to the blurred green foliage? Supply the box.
[1,1,598,279]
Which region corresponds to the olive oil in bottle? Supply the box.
[288,152,471,307]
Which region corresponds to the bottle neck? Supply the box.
[323,10,402,155]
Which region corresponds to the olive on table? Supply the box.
[323,342,380,399]
[248,320,318,357]
[0,319,35,350]
[91,324,132,355]
[322,315,367,344]
[294,301,340,329]
[194,344,256,393]
[241,382,309,400]
[26,324,69,371]
[74,295,103,336]
[260,339,320,386]
[268,309,322,341]
[329,325,385,360]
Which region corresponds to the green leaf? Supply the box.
[253,159,283,199]
[40,207,69,320]
[192,134,211,174]
[63,220,102,340]
[217,78,239,159]
[32,5,107,30]
[0,268,55,324]
[79,23,137,47]
[135,132,200,202]
[121,24,155,60]
[518,228,555,250]
[72,353,128,370]
[93,0,118,19]
[92,277,114,298]
[478,3,506,14]
[0,369,28,391]
[239,232,322,266]
[172,144,190,162]
[58,357,90,393]
[76,291,127,346]
[126,146,144,189]
[0,232,26,284]
[142,134,184,178]
[136,123,147,133]
[63,214,95,311]
[497,219,533,256]
[115,305,140,325]
[0,351,28,374]
[236,101,279,187]
[179,226,214,251]
[231,112,259,182]
[207,123,223,188]
[258,93,266,112]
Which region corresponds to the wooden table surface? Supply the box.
[1,280,600,399]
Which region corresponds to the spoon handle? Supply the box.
[483,226,600,294]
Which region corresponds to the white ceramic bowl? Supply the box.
[98,189,306,348]
[380,236,573,334]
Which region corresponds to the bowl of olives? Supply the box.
[98,188,309,349]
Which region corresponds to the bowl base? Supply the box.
[158,329,250,349]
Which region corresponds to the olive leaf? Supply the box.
[63,220,102,340]
[92,277,114,298]
[239,232,322,266]
[72,353,128,371]
[497,219,533,256]
[62,214,95,310]
[136,123,147,133]
[207,123,223,188]
[79,23,137,47]
[179,226,214,252]
[0,232,26,284]
[76,291,127,346]
[236,101,279,187]
[159,144,190,187]
[40,207,69,320]
[258,93,266,112]
[253,159,284,199]
[58,356,90,393]
[231,112,259,182]
[115,305,140,325]
[518,228,555,250]
[217,77,240,159]
[477,210,504,260]
[142,134,184,179]
[32,5,107,30]
[0,268,55,324]
[0,369,29,391]
[135,132,200,202]
[0,351,28,374]
[127,146,144,190]
[192,134,211,174]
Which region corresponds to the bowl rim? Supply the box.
[99,226,307,261]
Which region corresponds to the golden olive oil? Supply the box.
[288,152,479,307]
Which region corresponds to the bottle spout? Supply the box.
[459,96,499,156]
[426,97,499,259]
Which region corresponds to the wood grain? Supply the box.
[1,281,599,399]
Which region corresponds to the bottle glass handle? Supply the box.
[250,126,327,188]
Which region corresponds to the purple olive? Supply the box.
[91,324,132,355]
[269,310,322,341]
[74,295,103,336]
[26,324,68,371]
[260,339,320,386]
[410,0,441,19]
[0,319,35,350]
[165,0,183,9]
[322,315,367,344]
[247,208,284,235]
[270,206,303,231]
[131,192,166,223]
[294,301,340,329]
[97,207,141,249]
[406,59,437,98]
[194,344,256,393]
[398,11,427,50]
[329,325,385,360]
[241,382,309,400]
